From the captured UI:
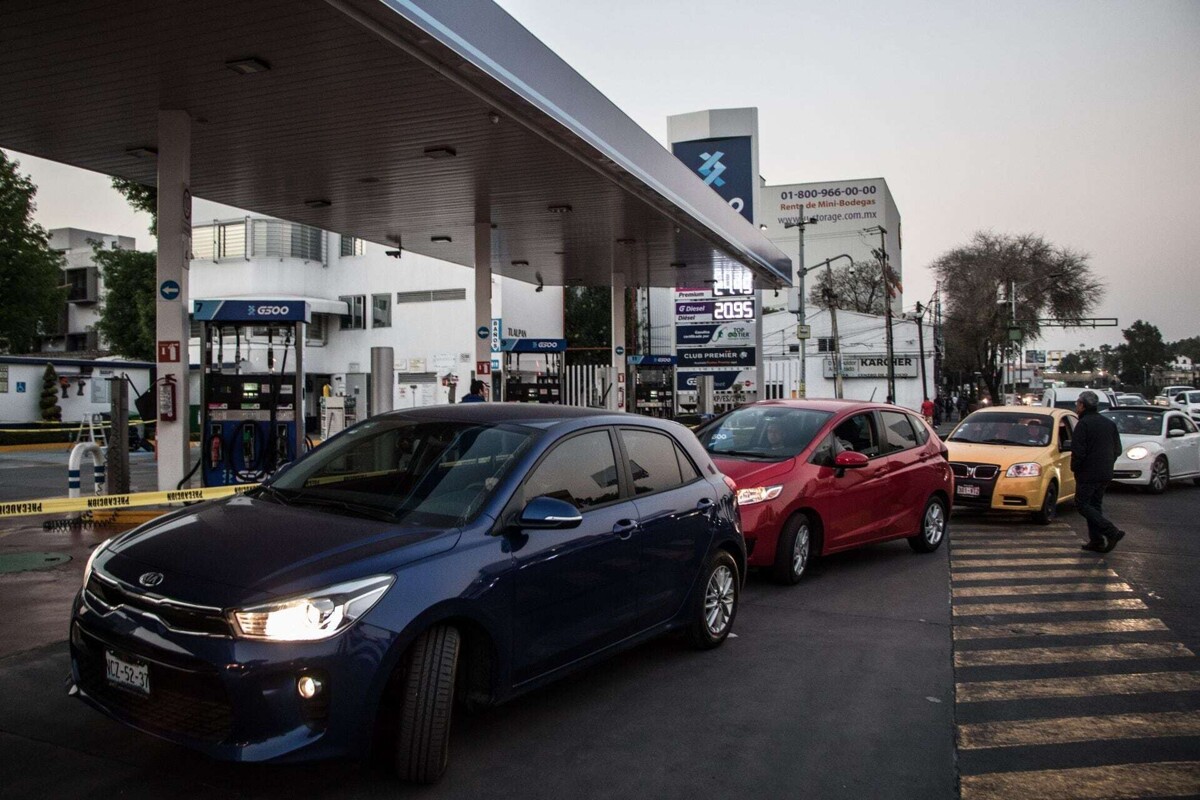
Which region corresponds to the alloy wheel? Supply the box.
[704,565,735,636]
[924,502,945,545]
[1151,460,1168,492]
[793,523,811,577]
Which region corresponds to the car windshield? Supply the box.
[1054,397,1110,410]
[1187,392,1200,404]
[949,412,1054,447]
[1103,410,1163,436]
[262,419,538,525]
[697,407,832,460]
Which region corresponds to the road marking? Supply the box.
[953,598,1148,616]
[954,618,1169,640]
[959,761,1200,800]
[955,642,1195,667]
[954,558,1102,567]
[958,710,1200,750]
[953,569,1119,581]
[953,582,1133,598]
[957,671,1200,702]
[951,548,1085,557]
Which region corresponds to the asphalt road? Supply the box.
[0,463,1196,798]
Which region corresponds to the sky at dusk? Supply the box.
[8,0,1198,352]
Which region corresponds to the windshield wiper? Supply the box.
[981,438,1020,445]
[285,494,398,522]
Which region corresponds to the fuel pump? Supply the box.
[627,354,677,418]
[193,299,308,487]
[500,338,565,403]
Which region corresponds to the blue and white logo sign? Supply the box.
[159,280,181,301]
[477,326,490,340]
[697,151,726,187]
[672,136,755,222]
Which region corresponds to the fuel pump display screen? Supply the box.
[242,382,260,397]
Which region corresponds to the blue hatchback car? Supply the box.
[70,405,743,782]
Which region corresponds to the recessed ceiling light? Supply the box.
[423,146,457,159]
[358,176,380,184]
[431,235,452,243]
[670,261,687,269]
[304,199,332,209]
[125,146,157,159]
[547,204,573,214]
[511,260,529,267]
[225,57,271,75]
[616,238,636,245]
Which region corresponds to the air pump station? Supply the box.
[194,299,308,487]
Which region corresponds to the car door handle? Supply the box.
[613,519,639,540]
[696,497,714,509]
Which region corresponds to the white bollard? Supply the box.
[68,442,106,498]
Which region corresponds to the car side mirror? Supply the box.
[519,496,583,530]
[834,451,869,470]
[1168,429,1186,439]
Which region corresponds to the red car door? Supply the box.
[812,411,894,551]
[874,410,926,538]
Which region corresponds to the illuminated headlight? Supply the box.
[736,485,784,506]
[1126,446,1149,461]
[230,575,393,641]
[1005,462,1042,478]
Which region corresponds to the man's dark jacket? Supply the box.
[1070,407,1122,483]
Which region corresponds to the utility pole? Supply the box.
[808,254,854,399]
[865,226,895,402]
[915,302,929,401]
[784,215,817,397]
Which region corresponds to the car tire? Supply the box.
[1145,458,1169,495]
[394,625,461,784]
[1032,481,1059,525]
[908,496,948,552]
[687,550,739,650]
[771,513,814,585]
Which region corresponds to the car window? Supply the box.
[1167,415,1188,434]
[1104,410,1163,436]
[808,433,836,467]
[1188,392,1200,404]
[909,414,930,444]
[832,413,881,458]
[949,412,1053,447]
[675,441,702,483]
[622,429,684,495]
[1184,417,1199,434]
[523,430,620,509]
[1057,419,1072,450]
[697,406,832,460]
[880,411,919,453]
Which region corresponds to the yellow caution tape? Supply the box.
[0,483,259,519]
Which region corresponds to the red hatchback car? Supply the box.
[696,400,953,583]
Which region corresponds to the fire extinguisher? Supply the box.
[158,375,178,423]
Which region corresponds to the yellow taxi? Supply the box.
[944,406,1078,524]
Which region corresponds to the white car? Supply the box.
[1168,390,1200,422]
[1154,386,1194,407]
[1105,407,1200,494]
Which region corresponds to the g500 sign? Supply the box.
[247,305,290,317]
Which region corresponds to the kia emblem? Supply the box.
[138,572,164,588]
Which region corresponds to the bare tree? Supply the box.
[807,261,887,315]
[934,232,1103,402]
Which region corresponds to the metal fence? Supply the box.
[563,364,612,409]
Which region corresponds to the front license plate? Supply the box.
[105,650,150,695]
[957,484,981,497]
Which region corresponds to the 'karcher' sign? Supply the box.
[823,355,919,379]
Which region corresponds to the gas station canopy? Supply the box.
[0,0,791,289]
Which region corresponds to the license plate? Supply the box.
[957,484,981,497]
[105,650,150,695]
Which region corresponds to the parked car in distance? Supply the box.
[1041,386,1117,411]
[1115,393,1150,406]
[70,405,743,783]
[1167,390,1200,422]
[945,406,1078,524]
[694,400,952,585]
[1106,406,1200,493]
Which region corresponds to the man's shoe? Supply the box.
[1101,530,1126,553]
[1081,539,1107,552]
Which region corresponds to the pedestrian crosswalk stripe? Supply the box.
[953,582,1133,598]
[958,710,1200,750]
[954,618,1169,640]
[951,547,1084,556]
[955,642,1195,668]
[959,760,1200,800]
[954,558,1101,567]
[953,598,1148,616]
[952,568,1119,581]
[957,671,1200,702]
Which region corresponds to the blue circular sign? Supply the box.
[159,280,181,301]
[477,326,489,339]
[615,346,625,356]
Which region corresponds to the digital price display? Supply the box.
[712,299,755,320]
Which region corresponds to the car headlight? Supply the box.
[82,540,109,586]
[1126,446,1149,461]
[229,575,394,641]
[736,485,784,506]
[1005,462,1042,478]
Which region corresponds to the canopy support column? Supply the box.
[473,222,493,393]
[610,272,626,412]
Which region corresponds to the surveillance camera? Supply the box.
[385,250,402,259]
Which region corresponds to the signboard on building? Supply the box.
[671,136,755,222]
[822,354,919,379]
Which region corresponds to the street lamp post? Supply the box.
[784,216,817,397]
[863,226,894,402]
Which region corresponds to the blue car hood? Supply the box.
[102,495,461,603]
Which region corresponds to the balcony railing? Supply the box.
[192,218,325,263]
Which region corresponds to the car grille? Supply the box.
[950,462,1000,480]
[72,623,234,743]
[85,573,231,636]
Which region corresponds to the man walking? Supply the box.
[1071,390,1125,552]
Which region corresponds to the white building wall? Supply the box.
[0,358,151,423]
